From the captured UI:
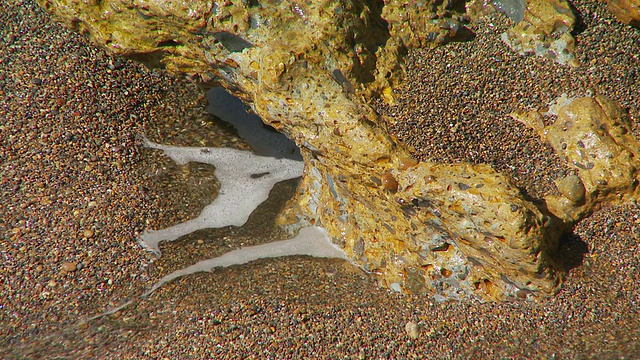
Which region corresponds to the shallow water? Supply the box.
[107,87,351,318]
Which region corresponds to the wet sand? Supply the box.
[1,0,638,358]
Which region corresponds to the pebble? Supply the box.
[405,321,421,339]
[557,174,586,203]
[61,262,77,273]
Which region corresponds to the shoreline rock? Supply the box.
[36,0,640,301]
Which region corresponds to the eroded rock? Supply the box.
[37,0,639,301]
[556,174,586,204]
[499,0,579,67]
[514,95,640,223]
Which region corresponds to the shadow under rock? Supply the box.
[551,231,590,272]
[450,25,476,43]
[517,189,588,272]
[567,0,588,36]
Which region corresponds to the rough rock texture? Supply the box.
[500,0,579,67]
[37,0,639,301]
[514,95,640,223]
[608,0,640,27]
[381,0,469,49]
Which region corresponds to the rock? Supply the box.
[83,229,94,238]
[381,0,470,49]
[394,162,562,297]
[516,95,640,223]
[607,0,640,27]
[61,261,77,273]
[37,0,640,301]
[492,0,527,23]
[499,0,579,67]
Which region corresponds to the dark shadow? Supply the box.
[567,0,587,36]
[449,26,476,43]
[448,0,469,14]
[348,0,392,85]
[521,193,589,272]
[206,87,302,161]
[549,232,590,272]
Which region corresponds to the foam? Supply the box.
[84,91,347,322]
[87,226,346,321]
[143,226,346,296]
[138,137,304,254]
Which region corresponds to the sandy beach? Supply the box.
[1,0,638,358]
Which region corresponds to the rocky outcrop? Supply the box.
[514,95,640,223]
[38,0,640,301]
[499,0,579,67]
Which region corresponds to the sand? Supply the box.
[1,0,638,358]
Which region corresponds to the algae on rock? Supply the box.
[38,0,640,301]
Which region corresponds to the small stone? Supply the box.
[61,262,77,273]
[390,282,402,293]
[381,171,398,192]
[399,156,418,170]
[405,321,421,339]
[557,174,586,204]
[31,77,42,85]
[83,229,95,238]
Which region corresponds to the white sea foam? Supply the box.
[89,226,346,321]
[138,137,304,254]
[142,226,346,297]
[139,87,305,254]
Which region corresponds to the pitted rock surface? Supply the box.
[500,0,579,67]
[607,0,640,27]
[515,95,640,224]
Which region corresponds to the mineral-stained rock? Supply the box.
[37,0,639,301]
[514,95,640,223]
[491,0,527,23]
[607,0,640,27]
[500,0,579,67]
[381,0,469,49]
[556,174,586,204]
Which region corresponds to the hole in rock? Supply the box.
[206,87,302,161]
[212,32,254,53]
[157,39,181,47]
